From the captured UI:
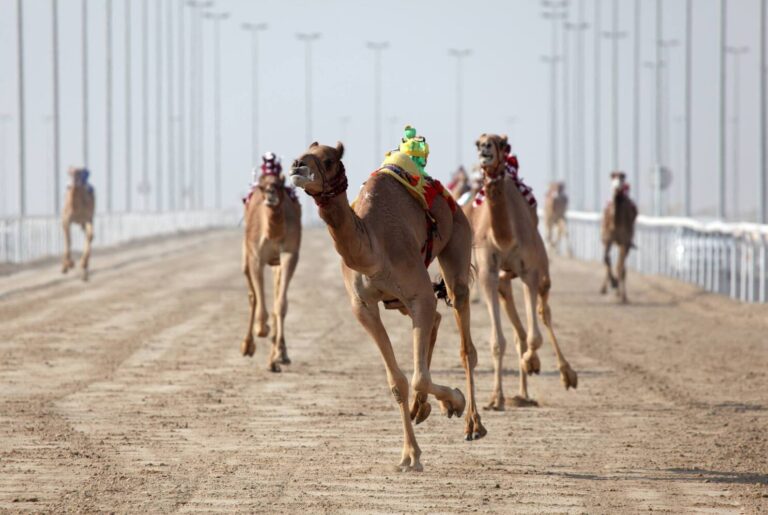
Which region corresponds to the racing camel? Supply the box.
[289,130,484,472]
[241,153,302,371]
[543,181,571,256]
[470,134,577,410]
[61,167,95,281]
[600,171,638,303]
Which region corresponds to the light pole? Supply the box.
[659,39,679,171]
[593,0,601,211]
[242,22,267,166]
[167,0,175,211]
[204,11,229,210]
[52,0,61,214]
[760,0,766,223]
[296,33,321,146]
[566,0,589,209]
[187,1,213,209]
[16,0,26,217]
[542,1,567,182]
[448,48,472,167]
[82,0,89,168]
[633,0,641,208]
[178,0,185,209]
[718,0,727,220]
[140,0,150,209]
[684,0,692,217]
[603,0,626,173]
[653,0,663,216]
[106,0,113,212]
[367,41,389,168]
[155,0,163,212]
[726,46,749,220]
[125,0,132,211]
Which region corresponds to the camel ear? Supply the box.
[335,141,344,159]
[499,134,510,153]
[309,141,319,148]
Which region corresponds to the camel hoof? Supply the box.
[268,361,281,373]
[394,462,423,473]
[464,417,487,441]
[522,353,541,375]
[413,400,431,425]
[256,325,270,338]
[279,350,291,365]
[506,395,539,408]
[240,338,256,357]
[439,388,465,419]
[560,364,578,390]
[483,394,505,411]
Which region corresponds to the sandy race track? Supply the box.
[1,228,766,513]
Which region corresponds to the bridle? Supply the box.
[480,140,506,185]
[299,153,348,207]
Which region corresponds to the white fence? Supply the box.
[566,211,768,304]
[0,210,239,264]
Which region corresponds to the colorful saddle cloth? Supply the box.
[353,151,456,266]
[473,155,537,209]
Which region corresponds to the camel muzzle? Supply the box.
[289,165,314,188]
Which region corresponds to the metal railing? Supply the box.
[0,210,239,264]
[565,211,768,303]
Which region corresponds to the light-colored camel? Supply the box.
[61,167,95,281]
[470,134,577,410]
[600,171,638,303]
[290,142,485,472]
[543,181,571,255]
[241,158,302,371]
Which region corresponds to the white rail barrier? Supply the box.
[564,211,768,304]
[0,210,239,264]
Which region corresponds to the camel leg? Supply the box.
[61,220,74,273]
[617,244,629,304]
[409,310,439,425]
[520,271,544,376]
[559,219,573,258]
[478,259,507,411]
[351,298,422,472]
[408,293,467,429]
[498,277,538,407]
[80,222,94,281]
[437,220,485,441]
[600,241,617,294]
[270,252,298,368]
[241,246,257,357]
[538,288,578,389]
[248,257,271,345]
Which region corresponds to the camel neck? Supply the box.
[318,193,378,275]
[483,168,516,250]
[263,202,286,240]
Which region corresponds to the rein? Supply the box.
[303,154,349,207]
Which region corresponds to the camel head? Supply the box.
[68,166,89,187]
[548,181,566,196]
[290,142,347,205]
[610,171,627,192]
[257,173,286,207]
[475,133,510,174]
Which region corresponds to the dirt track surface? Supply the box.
[1,227,767,513]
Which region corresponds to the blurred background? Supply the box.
[0,0,766,221]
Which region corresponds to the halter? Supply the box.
[301,153,349,207]
[481,140,507,183]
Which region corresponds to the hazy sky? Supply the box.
[0,0,766,221]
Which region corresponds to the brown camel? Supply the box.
[543,181,570,255]
[600,171,638,303]
[241,153,302,371]
[61,167,95,281]
[470,134,577,410]
[447,166,470,200]
[290,141,485,472]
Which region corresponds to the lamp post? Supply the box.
[52,0,61,214]
[155,0,163,212]
[565,0,589,209]
[106,0,113,212]
[82,0,89,169]
[16,0,26,216]
[204,11,229,210]
[718,0,727,219]
[684,0,693,217]
[448,48,472,167]
[726,46,749,220]
[296,32,321,145]
[593,0,602,211]
[366,41,389,168]
[242,22,268,166]
[760,0,766,223]
[125,0,132,211]
[603,0,626,173]
[542,1,567,183]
